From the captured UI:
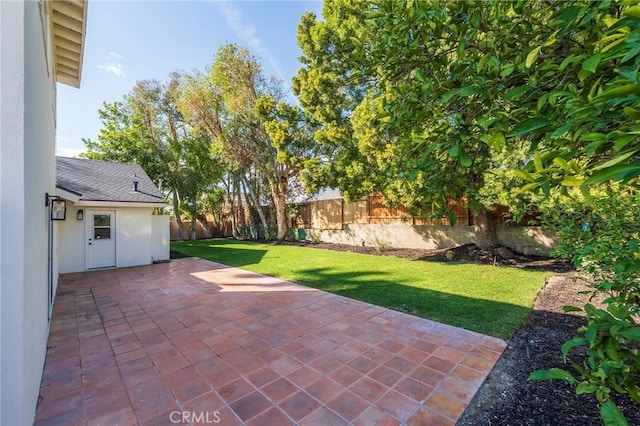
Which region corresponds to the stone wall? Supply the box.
[297,223,556,256]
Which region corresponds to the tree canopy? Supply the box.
[83,74,224,239]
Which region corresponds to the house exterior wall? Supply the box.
[0,1,58,424]
[151,215,170,262]
[59,206,168,273]
[57,204,86,273]
[117,207,153,268]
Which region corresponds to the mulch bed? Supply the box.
[171,241,639,424]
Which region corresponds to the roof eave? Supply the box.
[73,200,168,208]
[55,186,82,203]
[50,0,88,88]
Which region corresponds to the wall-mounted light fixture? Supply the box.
[77,209,84,220]
[46,192,66,220]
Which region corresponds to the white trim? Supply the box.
[73,200,166,208]
[54,187,80,203]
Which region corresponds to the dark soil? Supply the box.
[172,241,639,424]
[282,241,573,272]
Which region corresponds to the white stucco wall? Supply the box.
[57,204,86,273]
[1,1,57,424]
[151,215,170,262]
[117,207,153,268]
[58,206,166,273]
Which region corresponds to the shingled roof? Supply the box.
[56,157,165,204]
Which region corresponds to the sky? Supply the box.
[56,0,323,157]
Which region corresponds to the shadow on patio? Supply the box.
[36,258,506,425]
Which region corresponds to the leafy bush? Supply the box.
[530,187,640,425]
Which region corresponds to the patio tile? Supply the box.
[82,356,117,372]
[424,391,467,421]
[304,377,343,402]
[260,377,298,403]
[35,406,83,426]
[439,376,478,403]
[271,356,303,375]
[166,365,201,388]
[205,364,241,388]
[326,390,370,422]
[84,391,131,420]
[229,391,272,422]
[412,366,445,389]
[369,365,403,388]
[299,406,348,426]
[286,366,321,388]
[127,377,171,404]
[353,406,400,426]
[349,376,388,403]
[378,340,404,353]
[422,355,457,375]
[307,355,341,375]
[386,356,415,374]
[246,406,293,426]
[407,406,455,426]
[118,356,154,375]
[291,347,321,363]
[394,377,434,402]
[135,394,179,424]
[36,258,506,426]
[245,366,280,388]
[376,390,418,422]
[218,377,256,404]
[411,340,439,355]
[39,376,81,400]
[156,354,192,375]
[183,391,224,414]
[279,391,320,422]
[115,347,147,364]
[88,406,137,426]
[36,392,83,421]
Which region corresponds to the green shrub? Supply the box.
[530,187,640,425]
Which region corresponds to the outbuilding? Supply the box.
[56,156,169,273]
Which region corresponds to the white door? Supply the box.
[87,210,116,269]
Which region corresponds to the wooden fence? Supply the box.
[170,194,542,240]
[291,194,539,231]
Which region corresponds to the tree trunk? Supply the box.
[271,178,289,241]
[472,206,499,249]
[236,181,247,239]
[242,176,270,240]
[222,177,238,239]
[190,206,198,240]
[172,188,188,240]
[197,213,213,239]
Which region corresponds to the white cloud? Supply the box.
[55,147,86,158]
[108,51,123,58]
[215,0,285,82]
[96,63,126,77]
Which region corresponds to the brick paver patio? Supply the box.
[35,257,506,425]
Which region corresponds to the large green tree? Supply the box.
[179,44,315,241]
[294,0,618,248]
[297,1,640,421]
[83,74,223,239]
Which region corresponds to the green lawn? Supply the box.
[171,239,552,339]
